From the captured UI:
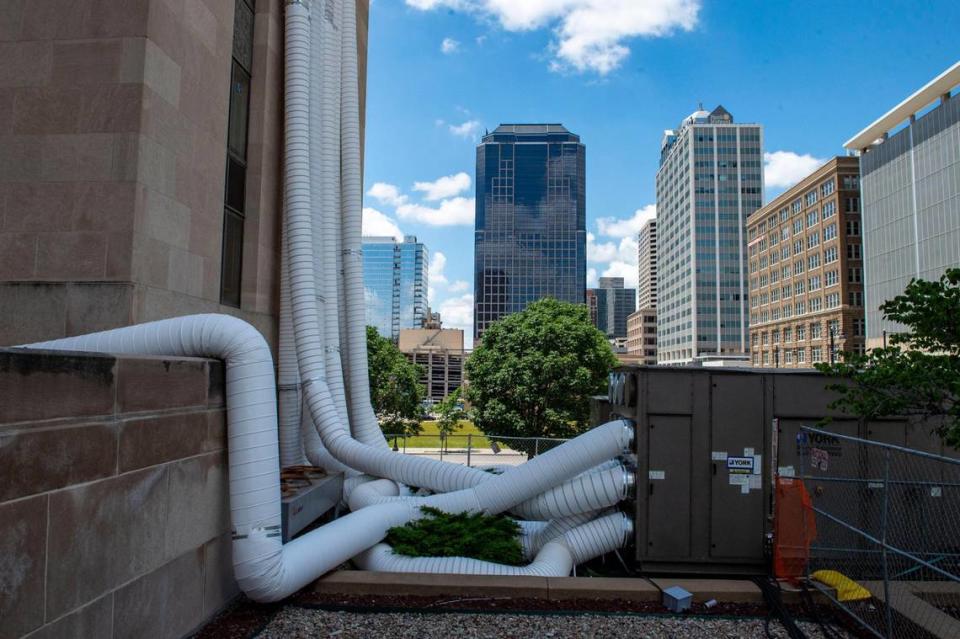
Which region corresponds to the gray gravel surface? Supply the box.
[256,606,850,638]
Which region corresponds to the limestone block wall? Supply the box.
[0,348,238,639]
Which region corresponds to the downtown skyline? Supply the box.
[359,0,960,346]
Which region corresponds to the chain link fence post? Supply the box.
[467,433,472,467]
[881,447,893,639]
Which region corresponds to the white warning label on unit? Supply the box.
[711,451,728,461]
[749,475,762,490]
[752,454,762,475]
[744,447,755,456]
[778,466,796,477]
[727,456,754,474]
[649,470,665,480]
[729,474,749,486]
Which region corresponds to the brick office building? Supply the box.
[747,156,865,367]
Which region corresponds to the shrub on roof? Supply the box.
[384,506,523,566]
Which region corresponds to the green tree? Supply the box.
[465,298,617,442]
[817,268,960,447]
[366,326,425,437]
[435,387,468,450]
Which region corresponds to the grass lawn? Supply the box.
[386,420,497,449]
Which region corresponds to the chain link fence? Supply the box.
[796,426,960,638]
[383,433,569,469]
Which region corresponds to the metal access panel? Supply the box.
[644,414,693,559]
[709,374,766,560]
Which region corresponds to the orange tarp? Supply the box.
[773,477,817,581]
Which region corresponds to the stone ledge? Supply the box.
[312,571,775,604]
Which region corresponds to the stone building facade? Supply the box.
[0,0,369,349]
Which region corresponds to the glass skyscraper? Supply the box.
[655,106,763,364]
[362,236,428,341]
[473,124,586,340]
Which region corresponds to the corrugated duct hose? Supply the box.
[15,0,637,601]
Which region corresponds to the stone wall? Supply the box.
[0,0,370,350]
[0,348,237,639]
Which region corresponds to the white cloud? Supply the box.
[397,196,475,226]
[366,182,408,207]
[601,260,639,290]
[438,293,475,347]
[596,204,655,239]
[449,119,482,138]
[449,280,470,293]
[587,233,639,288]
[429,251,448,285]
[406,0,700,75]
[413,172,472,201]
[587,202,652,290]
[361,207,404,240]
[441,37,461,54]
[764,151,827,190]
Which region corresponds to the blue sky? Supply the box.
[360,0,960,344]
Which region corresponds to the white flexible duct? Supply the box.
[19,311,632,599]
[508,463,633,520]
[339,0,389,449]
[313,0,352,436]
[278,231,307,467]
[522,510,606,559]
[347,460,631,520]
[355,512,632,576]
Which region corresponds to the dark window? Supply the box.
[220,0,256,307]
[221,210,244,307]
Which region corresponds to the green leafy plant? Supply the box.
[384,506,523,565]
[466,298,617,444]
[817,268,960,447]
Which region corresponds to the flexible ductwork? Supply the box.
[278,231,308,468]
[14,0,638,602]
[338,0,388,450]
[347,461,631,520]
[509,463,633,520]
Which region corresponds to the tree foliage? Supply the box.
[366,326,425,437]
[384,506,523,565]
[465,298,617,440]
[816,268,960,447]
[434,387,467,439]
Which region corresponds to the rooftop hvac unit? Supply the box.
[604,366,934,575]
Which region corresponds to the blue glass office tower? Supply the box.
[473,124,586,340]
[362,236,428,341]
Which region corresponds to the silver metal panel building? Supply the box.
[844,62,960,347]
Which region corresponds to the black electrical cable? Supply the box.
[612,550,663,599]
[752,576,807,639]
[799,581,842,639]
